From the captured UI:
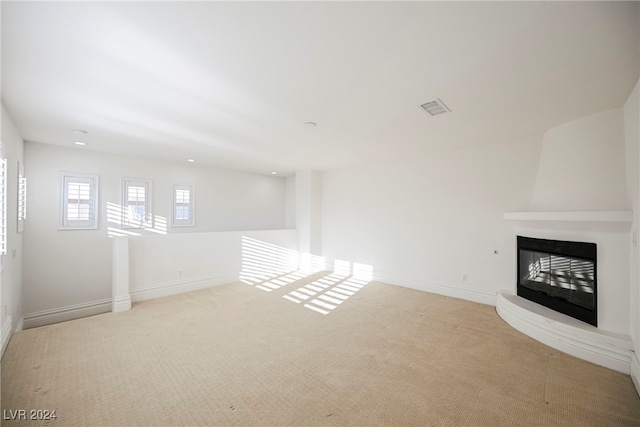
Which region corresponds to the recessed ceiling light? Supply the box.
[271,171,277,175]
[186,159,196,162]
[74,141,87,146]
[304,121,317,128]
[72,128,88,135]
[420,98,451,116]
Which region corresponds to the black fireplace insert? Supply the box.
[517,236,597,326]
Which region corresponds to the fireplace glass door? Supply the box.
[516,236,597,326]
[519,250,595,310]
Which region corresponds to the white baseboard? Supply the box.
[631,352,640,398]
[15,317,24,332]
[112,295,132,313]
[130,274,237,302]
[373,271,497,306]
[1,315,13,358]
[496,290,633,374]
[23,299,112,330]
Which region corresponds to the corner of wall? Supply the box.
[15,317,23,332]
[1,102,25,351]
[1,315,12,358]
[631,351,640,398]
[623,78,640,369]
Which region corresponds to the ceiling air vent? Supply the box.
[420,98,451,116]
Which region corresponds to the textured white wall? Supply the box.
[532,109,629,211]
[321,135,542,303]
[23,142,287,316]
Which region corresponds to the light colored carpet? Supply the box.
[2,272,640,426]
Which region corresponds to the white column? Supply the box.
[295,170,323,271]
[112,237,132,313]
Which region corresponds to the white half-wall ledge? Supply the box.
[112,229,300,313]
[496,290,634,374]
[503,210,633,223]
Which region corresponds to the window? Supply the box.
[17,161,26,233]
[172,184,195,227]
[122,178,152,228]
[60,172,99,230]
[0,145,7,255]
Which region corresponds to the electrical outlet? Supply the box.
[462,274,468,282]
[178,270,183,277]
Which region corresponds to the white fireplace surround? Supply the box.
[503,210,633,223]
[499,210,635,375]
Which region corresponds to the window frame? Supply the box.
[171,183,195,227]
[17,161,26,233]
[59,172,100,230]
[122,178,153,229]
[0,144,7,257]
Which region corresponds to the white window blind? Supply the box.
[122,178,152,228]
[18,176,26,221]
[0,154,7,255]
[17,161,26,233]
[172,184,195,227]
[60,173,99,229]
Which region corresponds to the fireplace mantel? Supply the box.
[503,210,633,224]
[503,210,632,223]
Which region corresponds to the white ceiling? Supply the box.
[2,1,639,176]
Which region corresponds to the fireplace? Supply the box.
[517,236,597,326]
